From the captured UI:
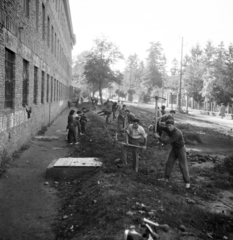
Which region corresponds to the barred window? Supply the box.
[33,66,38,104]
[50,77,53,102]
[41,71,45,104]
[55,33,57,57]
[5,49,15,109]
[22,59,29,106]
[46,74,49,103]
[47,17,50,47]
[57,80,59,101]
[54,78,56,101]
[24,0,30,18]
[51,26,54,53]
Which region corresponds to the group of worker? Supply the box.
[66,107,88,145]
[113,103,190,189]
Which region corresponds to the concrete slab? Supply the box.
[46,157,102,179]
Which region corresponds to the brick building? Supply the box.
[0,0,76,153]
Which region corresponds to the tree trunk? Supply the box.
[186,95,188,112]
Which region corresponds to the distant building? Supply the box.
[0,0,76,152]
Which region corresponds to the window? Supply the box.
[35,0,39,30]
[41,71,45,104]
[33,66,38,104]
[55,33,57,57]
[5,49,15,109]
[47,74,49,103]
[42,4,45,40]
[24,0,30,18]
[54,78,56,101]
[51,26,54,53]
[57,39,59,58]
[50,77,53,102]
[47,17,50,47]
[57,80,59,101]
[22,60,29,106]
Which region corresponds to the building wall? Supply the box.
[0,0,75,153]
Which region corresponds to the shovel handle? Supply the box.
[143,218,169,232]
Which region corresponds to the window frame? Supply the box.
[4,49,15,109]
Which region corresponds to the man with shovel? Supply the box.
[154,119,191,189]
[122,118,147,172]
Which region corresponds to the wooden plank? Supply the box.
[70,158,102,167]
[54,158,72,167]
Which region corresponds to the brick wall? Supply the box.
[0,0,75,154]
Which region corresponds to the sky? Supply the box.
[69,0,233,70]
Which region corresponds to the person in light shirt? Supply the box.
[122,118,147,172]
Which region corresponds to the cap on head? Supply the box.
[166,119,174,125]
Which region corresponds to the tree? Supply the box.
[170,58,179,76]
[115,89,127,99]
[144,42,165,92]
[83,38,124,103]
[72,51,93,96]
[182,44,205,103]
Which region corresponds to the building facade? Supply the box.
[0,0,76,152]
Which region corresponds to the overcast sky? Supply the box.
[69,0,233,69]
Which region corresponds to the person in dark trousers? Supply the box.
[75,111,82,138]
[154,119,190,189]
[75,98,79,108]
[80,107,88,135]
[117,104,126,132]
[68,100,71,108]
[122,118,147,172]
[112,101,118,121]
[97,99,112,123]
[66,110,78,144]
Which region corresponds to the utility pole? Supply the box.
[178,36,183,112]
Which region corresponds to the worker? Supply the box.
[122,118,147,172]
[154,119,190,189]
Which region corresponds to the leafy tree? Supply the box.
[127,89,136,102]
[144,42,165,92]
[72,51,93,96]
[115,89,127,99]
[182,44,205,103]
[83,38,124,103]
[170,58,179,76]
